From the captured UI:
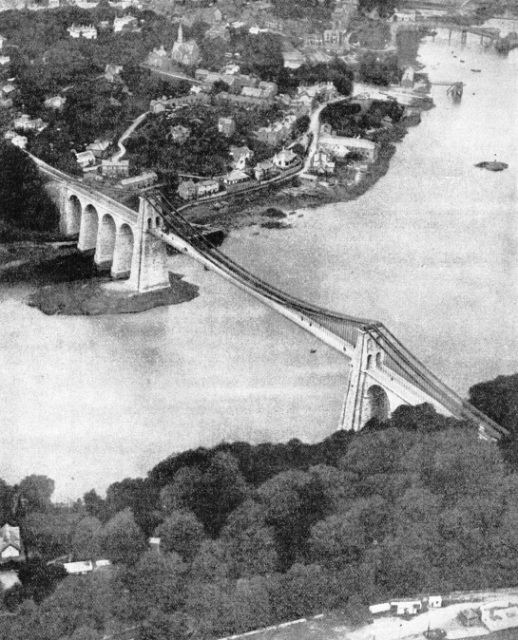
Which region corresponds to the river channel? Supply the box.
[0,29,516,500]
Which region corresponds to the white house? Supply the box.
[44,95,66,110]
[113,15,138,32]
[10,134,28,149]
[74,150,96,169]
[0,524,22,560]
[0,56,11,66]
[391,600,422,616]
[273,148,298,169]
[68,24,98,39]
[318,135,378,162]
[64,560,94,575]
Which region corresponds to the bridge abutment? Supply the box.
[128,197,170,292]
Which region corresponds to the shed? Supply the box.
[459,609,480,627]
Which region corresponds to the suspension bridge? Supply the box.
[35,156,507,440]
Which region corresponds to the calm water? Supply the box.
[1,31,516,500]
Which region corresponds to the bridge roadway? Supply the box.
[144,191,508,441]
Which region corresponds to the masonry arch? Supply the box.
[78,204,99,253]
[65,195,82,236]
[112,224,134,279]
[95,214,117,270]
[366,385,390,423]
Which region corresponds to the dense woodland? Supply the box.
[1,374,518,640]
[0,142,59,241]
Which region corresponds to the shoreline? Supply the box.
[1,82,433,316]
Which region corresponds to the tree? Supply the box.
[125,551,188,618]
[155,511,206,562]
[83,490,106,521]
[0,145,59,238]
[192,452,249,536]
[22,510,82,560]
[220,500,278,578]
[18,475,55,513]
[98,508,146,565]
[190,540,229,583]
[71,516,102,561]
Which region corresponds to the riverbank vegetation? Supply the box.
[0,142,59,242]
[2,373,518,640]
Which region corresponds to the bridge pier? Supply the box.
[128,197,170,292]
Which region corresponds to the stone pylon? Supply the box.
[128,196,170,292]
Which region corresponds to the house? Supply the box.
[105,64,123,82]
[282,50,305,69]
[101,159,130,178]
[113,15,138,32]
[218,117,235,137]
[304,33,323,48]
[324,29,344,49]
[223,169,250,186]
[0,35,5,50]
[230,145,253,170]
[4,131,28,148]
[171,24,200,67]
[480,601,518,631]
[318,135,378,162]
[459,608,480,627]
[1,83,15,98]
[196,179,219,197]
[147,45,170,70]
[178,179,197,200]
[120,171,158,189]
[64,560,94,575]
[13,114,47,132]
[0,570,21,590]
[0,524,22,561]
[310,148,335,175]
[86,139,111,158]
[44,95,66,110]
[74,150,96,170]
[169,124,190,144]
[391,600,422,616]
[258,80,277,98]
[273,148,298,169]
[0,56,11,66]
[401,66,415,89]
[428,595,442,608]
[68,24,98,39]
[9,134,27,149]
[253,159,277,181]
[0,97,13,109]
[369,602,391,615]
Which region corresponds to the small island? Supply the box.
[475,160,509,172]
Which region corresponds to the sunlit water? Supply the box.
[0,30,516,500]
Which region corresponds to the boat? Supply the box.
[471,68,482,72]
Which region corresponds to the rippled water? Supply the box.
[0,30,516,500]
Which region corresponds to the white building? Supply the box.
[0,524,22,560]
[68,24,98,39]
[318,135,378,162]
[64,560,94,575]
[113,15,138,33]
[480,601,518,632]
